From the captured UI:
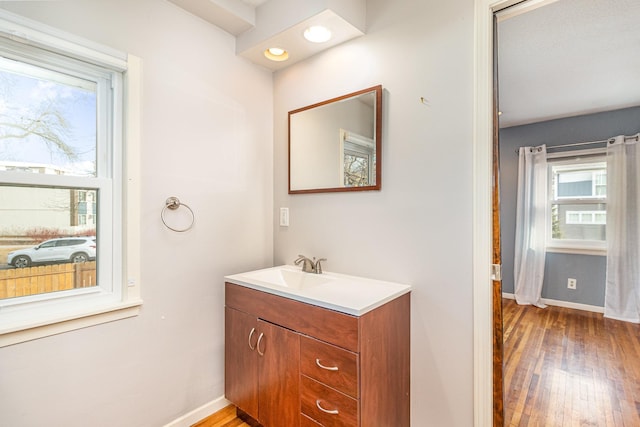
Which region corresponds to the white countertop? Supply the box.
[224,265,411,316]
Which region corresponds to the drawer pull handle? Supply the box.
[248,328,257,350]
[316,358,339,371]
[257,333,265,356]
[316,399,339,415]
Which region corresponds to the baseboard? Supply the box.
[164,395,232,427]
[502,293,604,314]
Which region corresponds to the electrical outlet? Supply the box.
[567,278,577,290]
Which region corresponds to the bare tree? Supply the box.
[0,73,77,162]
[0,102,76,160]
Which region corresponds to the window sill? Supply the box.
[0,298,142,347]
[546,246,606,256]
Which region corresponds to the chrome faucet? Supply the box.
[294,255,327,274]
[294,255,315,273]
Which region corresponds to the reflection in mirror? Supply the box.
[288,85,382,193]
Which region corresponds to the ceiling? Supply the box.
[169,0,640,125]
[168,0,365,71]
[497,0,640,128]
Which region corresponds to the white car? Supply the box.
[7,237,96,268]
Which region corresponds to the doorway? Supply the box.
[472,1,563,425]
[490,0,638,426]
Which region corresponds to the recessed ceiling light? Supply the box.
[268,47,285,56]
[264,47,289,62]
[303,26,332,43]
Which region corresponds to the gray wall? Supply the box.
[499,106,640,306]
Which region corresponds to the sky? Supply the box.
[0,56,97,177]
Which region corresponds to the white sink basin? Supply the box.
[225,265,411,316]
[236,266,333,289]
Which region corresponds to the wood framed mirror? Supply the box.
[288,85,382,194]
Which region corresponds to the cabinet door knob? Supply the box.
[315,358,339,371]
[248,328,257,350]
[257,332,265,356]
[316,399,339,415]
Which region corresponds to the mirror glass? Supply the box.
[288,85,382,194]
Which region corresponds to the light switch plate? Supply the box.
[279,207,289,226]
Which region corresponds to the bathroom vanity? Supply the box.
[224,265,411,427]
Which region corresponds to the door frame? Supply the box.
[472,3,501,424]
[473,0,561,425]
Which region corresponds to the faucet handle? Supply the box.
[314,258,327,274]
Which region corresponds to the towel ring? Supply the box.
[161,196,195,232]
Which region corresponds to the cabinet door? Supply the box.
[225,307,259,420]
[257,319,300,427]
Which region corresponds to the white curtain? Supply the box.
[514,145,548,308]
[604,134,640,323]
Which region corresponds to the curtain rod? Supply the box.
[514,134,639,154]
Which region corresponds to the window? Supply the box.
[340,129,375,187]
[548,155,607,253]
[0,11,141,346]
[565,210,606,225]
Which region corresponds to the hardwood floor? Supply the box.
[503,298,640,426]
[192,405,252,427]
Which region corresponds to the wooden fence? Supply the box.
[0,261,96,299]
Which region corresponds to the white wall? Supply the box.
[274,0,475,425]
[0,1,273,426]
[0,0,479,425]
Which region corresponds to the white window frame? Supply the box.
[0,10,141,347]
[546,149,607,255]
[565,210,606,225]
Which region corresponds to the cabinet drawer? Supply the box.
[225,283,359,351]
[301,375,358,427]
[300,335,359,398]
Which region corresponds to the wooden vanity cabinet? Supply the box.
[225,282,410,427]
[225,307,300,426]
[224,307,258,418]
